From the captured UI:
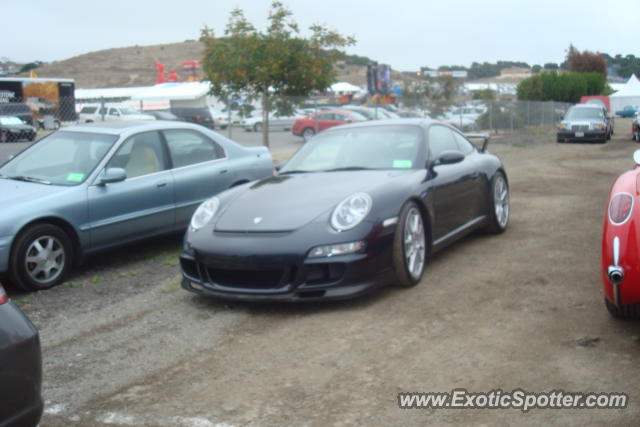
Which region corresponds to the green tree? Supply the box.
[200,2,355,147]
[517,71,606,103]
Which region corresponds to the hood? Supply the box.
[0,178,71,206]
[4,124,34,131]
[214,170,411,232]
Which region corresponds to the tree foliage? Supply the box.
[200,1,354,146]
[516,71,606,103]
[566,44,607,76]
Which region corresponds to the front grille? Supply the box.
[571,124,589,132]
[206,267,285,289]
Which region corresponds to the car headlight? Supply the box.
[190,197,220,231]
[330,193,372,231]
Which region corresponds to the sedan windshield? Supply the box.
[0,116,25,125]
[566,108,604,120]
[281,125,422,173]
[0,131,118,186]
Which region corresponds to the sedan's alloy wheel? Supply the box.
[404,207,426,280]
[25,235,66,284]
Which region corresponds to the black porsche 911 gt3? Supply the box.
[180,119,509,301]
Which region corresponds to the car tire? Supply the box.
[604,298,635,319]
[9,224,73,291]
[302,128,315,141]
[254,123,262,132]
[0,130,6,143]
[485,171,510,234]
[28,134,36,142]
[391,201,428,287]
[556,136,563,143]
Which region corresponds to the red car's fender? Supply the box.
[602,163,640,306]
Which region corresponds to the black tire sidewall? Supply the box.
[9,224,73,291]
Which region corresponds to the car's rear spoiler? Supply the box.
[464,133,491,152]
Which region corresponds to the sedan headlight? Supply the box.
[330,192,372,231]
[190,197,220,231]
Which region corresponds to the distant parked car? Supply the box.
[0,116,37,142]
[632,113,640,141]
[397,110,425,118]
[292,109,368,140]
[170,107,228,129]
[78,104,155,123]
[616,105,638,118]
[147,110,182,121]
[0,121,273,291]
[241,111,305,132]
[557,104,611,143]
[0,283,42,426]
[0,102,34,126]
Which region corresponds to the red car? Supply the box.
[602,149,640,318]
[291,109,367,141]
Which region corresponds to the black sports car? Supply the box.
[0,115,37,142]
[180,119,509,301]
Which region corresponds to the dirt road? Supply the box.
[11,120,640,426]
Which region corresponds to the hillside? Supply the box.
[27,41,414,89]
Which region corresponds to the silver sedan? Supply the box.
[0,121,273,291]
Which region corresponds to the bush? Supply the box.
[516,71,606,103]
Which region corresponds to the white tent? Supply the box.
[329,81,364,94]
[610,74,640,112]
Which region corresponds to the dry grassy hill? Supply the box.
[30,41,205,88]
[29,41,417,90]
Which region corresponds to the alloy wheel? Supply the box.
[403,208,426,280]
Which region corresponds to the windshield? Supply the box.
[0,131,118,186]
[0,116,25,125]
[281,125,422,173]
[566,107,603,120]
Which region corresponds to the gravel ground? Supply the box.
[4,120,640,426]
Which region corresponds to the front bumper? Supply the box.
[180,224,396,302]
[557,129,606,142]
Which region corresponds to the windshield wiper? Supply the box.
[5,175,52,185]
[322,166,375,172]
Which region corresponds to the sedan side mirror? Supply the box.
[98,167,127,185]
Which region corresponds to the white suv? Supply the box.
[78,104,155,123]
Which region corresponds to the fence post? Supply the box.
[100,97,106,122]
[489,102,493,134]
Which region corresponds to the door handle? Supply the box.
[156,181,168,188]
[219,169,228,174]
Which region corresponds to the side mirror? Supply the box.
[98,167,126,185]
[435,151,465,166]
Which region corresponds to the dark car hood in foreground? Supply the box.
[215,170,413,232]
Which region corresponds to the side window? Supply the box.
[164,129,224,168]
[316,113,332,120]
[452,131,476,156]
[427,125,458,161]
[109,108,119,116]
[108,131,167,179]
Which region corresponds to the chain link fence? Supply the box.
[0,91,571,145]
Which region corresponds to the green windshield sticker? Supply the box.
[66,173,85,182]
[393,160,413,168]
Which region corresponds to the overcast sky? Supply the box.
[4,0,638,70]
